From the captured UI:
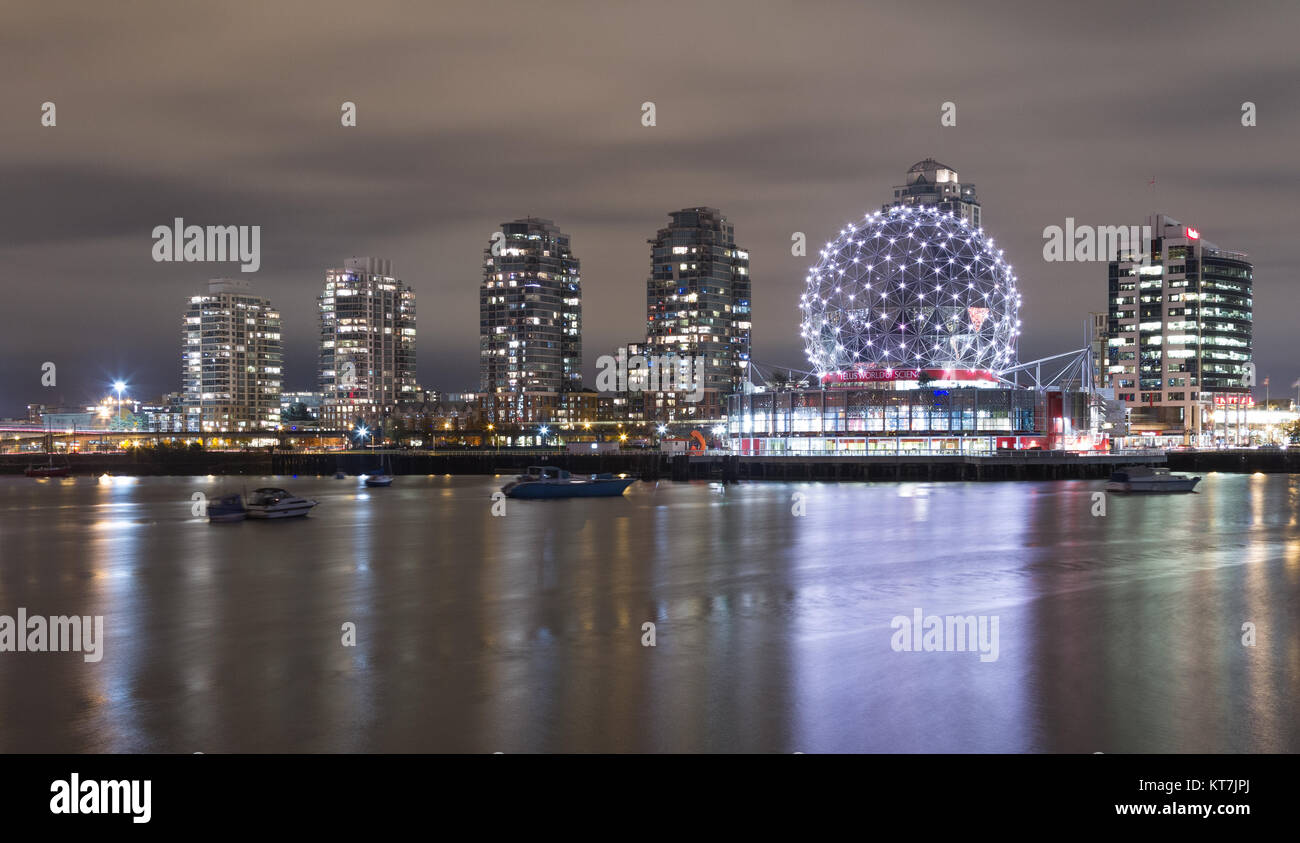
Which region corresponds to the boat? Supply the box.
[364,452,395,487]
[1104,465,1200,493]
[501,466,635,499]
[24,452,70,478]
[208,493,248,523]
[334,470,347,479]
[25,462,70,478]
[245,487,318,518]
[26,429,72,477]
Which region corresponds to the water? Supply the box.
[0,472,1296,753]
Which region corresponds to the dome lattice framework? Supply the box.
[799,205,1021,376]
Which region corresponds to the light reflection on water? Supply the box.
[0,473,1296,752]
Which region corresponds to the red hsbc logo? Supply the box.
[1186,227,1200,239]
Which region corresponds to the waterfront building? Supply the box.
[479,218,582,423]
[279,391,325,420]
[884,158,982,228]
[182,278,283,432]
[318,257,418,429]
[644,207,751,422]
[140,393,187,432]
[1106,214,1253,445]
[731,202,1089,454]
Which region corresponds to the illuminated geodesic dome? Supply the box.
[799,205,1021,377]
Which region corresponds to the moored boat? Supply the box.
[24,451,71,478]
[245,487,318,518]
[501,466,635,499]
[1104,465,1200,493]
[208,493,248,523]
[25,463,70,478]
[363,453,394,487]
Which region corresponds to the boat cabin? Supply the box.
[524,466,570,480]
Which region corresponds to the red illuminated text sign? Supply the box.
[821,368,998,385]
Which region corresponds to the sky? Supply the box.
[2,0,1298,416]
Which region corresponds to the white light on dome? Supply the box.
[800,206,1020,374]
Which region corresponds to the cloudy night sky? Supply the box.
[2,0,1297,415]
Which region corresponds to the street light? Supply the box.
[113,381,126,423]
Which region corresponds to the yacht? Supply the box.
[501,466,635,499]
[1104,465,1200,493]
[245,487,318,518]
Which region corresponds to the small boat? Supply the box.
[25,463,70,478]
[208,493,248,523]
[245,487,318,518]
[25,452,70,477]
[364,453,394,487]
[1104,465,1200,493]
[334,470,347,479]
[501,466,635,499]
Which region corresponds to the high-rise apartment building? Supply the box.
[884,158,982,228]
[479,218,582,422]
[1106,214,1252,444]
[318,257,417,429]
[182,278,282,432]
[644,207,751,421]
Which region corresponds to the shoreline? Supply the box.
[2,449,1292,480]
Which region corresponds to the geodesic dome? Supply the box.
[799,205,1021,376]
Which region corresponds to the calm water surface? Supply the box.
[0,472,1297,752]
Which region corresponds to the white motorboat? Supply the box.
[1104,465,1200,493]
[245,487,319,518]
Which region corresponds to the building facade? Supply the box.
[727,386,1086,454]
[1106,214,1253,444]
[644,207,751,422]
[479,218,582,423]
[182,278,283,432]
[318,257,418,429]
[884,158,982,228]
